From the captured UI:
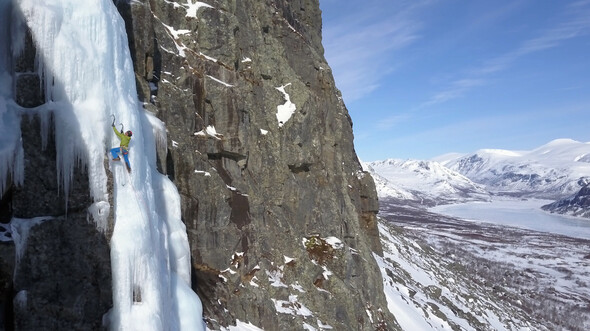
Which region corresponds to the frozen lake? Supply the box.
[430,198,590,240]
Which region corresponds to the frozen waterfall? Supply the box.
[10,0,205,329]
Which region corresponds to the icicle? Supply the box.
[87,201,110,233]
[0,101,24,194]
[0,0,24,194]
[37,108,52,150]
[13,137,24,188]
[11,216,54,263]
[144,111,168,159]
[9,2,26,62]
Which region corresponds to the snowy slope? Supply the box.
[438,139,590,199]
[13,0,204,330]
[365,166,417,201]
[377,205,590,331]
[364,159,490,206]
[375,221,538,330]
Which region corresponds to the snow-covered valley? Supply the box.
[370,139,590,330]
[377,203,590,331]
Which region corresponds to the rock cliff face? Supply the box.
[542,183,590,218]
[0,0,395,330]
[116,0,393,329]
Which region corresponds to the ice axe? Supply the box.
[111,115,125,133]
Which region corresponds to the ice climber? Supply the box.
[111,124,133,172]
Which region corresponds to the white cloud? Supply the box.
[422,79,486,107]
[322,3,425,103]
[426,1,590,106]
[376,113,412,131]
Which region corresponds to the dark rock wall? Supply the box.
[542,183,590,218]
[118,0,395,329]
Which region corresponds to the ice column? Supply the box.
[15,0,204,329]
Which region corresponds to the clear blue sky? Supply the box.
[319,0,590,161]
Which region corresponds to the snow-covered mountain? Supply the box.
[368,139,590,212]
[542,183,590,218]
[364,159,490,206]
[437,139,590,199]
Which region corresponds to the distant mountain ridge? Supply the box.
[364,159,490,207]
[366,139,590,217]
[438,139,590,199]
